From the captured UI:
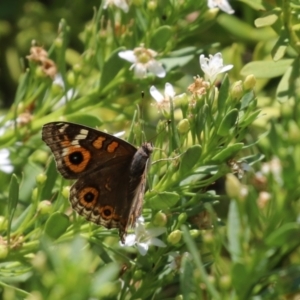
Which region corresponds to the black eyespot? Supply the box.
[69,151,83,165]
[84,192,95,203]
[103,209,111,216]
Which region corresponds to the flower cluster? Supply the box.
[119,45,166,79]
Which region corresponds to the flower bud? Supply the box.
[31,150,49,164]
[225,174,242,199]
[67,71,75,86]
[230,80,243,100]
[54,38,63,48]
[177,213,187,225]
[288,120,300,143]
[177,119,190,134]
[38,200,52,215]
[35,66,46,78]
[189,229,200,238]
[153,211,167,227]
[36,173,47,185]
[203,8,219,21]
[73,63,82,74]
[133,270,143,280]
[62,186,70,199]
[219,275,231,290]
[243,74,256,90]
[147,0,157,11]
[167,230,182,245]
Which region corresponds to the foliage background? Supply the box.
[1,0,300,299]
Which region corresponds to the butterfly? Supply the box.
[42,122,153,242]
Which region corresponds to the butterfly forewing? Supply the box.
[42,122,137,179]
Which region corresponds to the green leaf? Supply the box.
[227,201,242,262]
[277,59,299,103]
[182,226,221,300]
[240,110,261,128]
[242,153,264,165]
[179,145,202,177]
[8,174,19,223]
[266,223,300,247]
[180,253,196,299]
[211,143,244,163]
[241,59,293,78]
[160,55,194,71]
[254,10,280,28]
[100,47,126,88]
[150,26,173,51]
[217,75,229,114]
[240,90,255,110]
[41,159,58,200]
[238,0,265,10]
[169,47,196,56]
[66,114,102,128]
[147,192,180,210]
[217,109,238,136]
[272,29,288,61]
[44,212,70,239]
[276,65,293,103]
[232,263,249,298]
[92,263,119,295]
[7,174,19,241]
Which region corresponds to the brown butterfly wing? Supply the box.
[42,122,137,179]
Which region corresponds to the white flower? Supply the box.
[150,82,175,110]
[0,149,13,173]
[119,46,166,79]
[207,0,234,14]
[199,52,233,82]
[121,217,166,256]
[103,0,129,13]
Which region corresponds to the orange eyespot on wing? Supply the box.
[78,187,99,208]
[63,147,91,173]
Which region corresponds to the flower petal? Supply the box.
[115,0,129,12]
[217,0,234,14]
[118,50,136,63]
[137,243,149,256]
[123,234,136,246]
[134,63,147,78]
[165,83,175,98]
[147,60,166,78]
[146,227,166,237]
[150,86,164,103]
[207,0,234,14]
[220,64,234,73]
[113,131,125,138]
[149,237,167,248]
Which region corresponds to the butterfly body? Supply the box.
[42,122,153,242]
